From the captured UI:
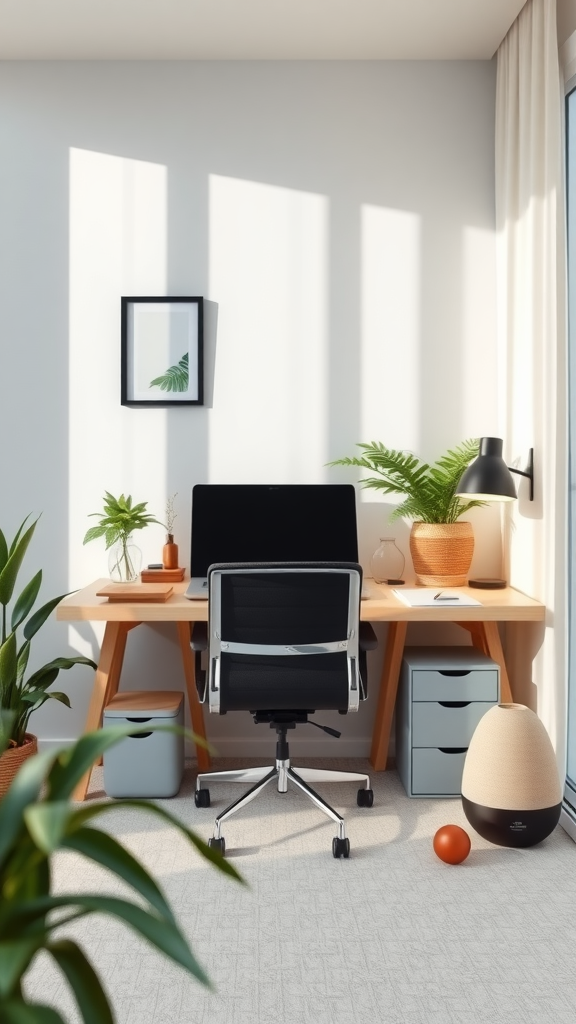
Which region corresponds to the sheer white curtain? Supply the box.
[496,0,567,774]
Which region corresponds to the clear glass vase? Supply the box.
[108,535,142,583]
[370,538,405,584]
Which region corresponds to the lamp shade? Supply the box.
[456,437,517,501]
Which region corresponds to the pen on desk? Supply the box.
[433,591,457,601]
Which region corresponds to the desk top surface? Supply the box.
[56,578,546,624]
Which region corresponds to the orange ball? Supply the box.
[433,824,471,864]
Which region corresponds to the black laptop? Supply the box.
[185,483,359,599]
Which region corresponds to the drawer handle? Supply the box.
[128,731,153,739]
[126,716,152,723]
[438,670,471,677]
[438,747,467,754]
[438,701,471,708]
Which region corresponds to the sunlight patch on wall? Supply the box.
[68,148,168,589]
[208,174,328,482]
[461,225,498,433]
[360,205,421,461]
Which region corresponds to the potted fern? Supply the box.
[0,515,96,794]
[331,439,487,586]
[83,492,164,583]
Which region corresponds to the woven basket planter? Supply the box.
[409,521,474,587]
[0,733,38,798]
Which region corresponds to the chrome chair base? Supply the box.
[195,759,373,856]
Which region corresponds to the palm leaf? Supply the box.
[149,352,189,393]
[10,572,42,634]
[46,940,114,1024]
[0,938,42,998]
[23,595,71,643]
[0,749,61,863]
[24,657,96,693]
[8,894,211,987]
[0,520,39,608]
[1,1001,68,1024]
[0,529,9,575]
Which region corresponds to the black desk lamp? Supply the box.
[456,436,534,589]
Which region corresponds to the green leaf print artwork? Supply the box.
[150,352,189,392]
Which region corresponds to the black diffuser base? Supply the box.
[462,796,562,848]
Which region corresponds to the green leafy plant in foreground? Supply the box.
[0,515,96,747]
[0,724,244,1024]
[331,438,488,524]
[150,352,189,393]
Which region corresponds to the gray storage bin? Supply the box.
[103,690,184,798]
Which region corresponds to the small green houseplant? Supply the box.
[0,722,243,1023]
[331,439,487,585]
[0,515,96,777]
[83,492,163,583]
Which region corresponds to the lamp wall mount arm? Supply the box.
[507,448,534,501]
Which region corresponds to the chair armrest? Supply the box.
[359,621,378,651]
[191,622,208,701]
[191,621,208,651]
[357,622,377,702]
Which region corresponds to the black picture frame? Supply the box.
[121,296,204,407]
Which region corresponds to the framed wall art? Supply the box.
[121,296,204,407]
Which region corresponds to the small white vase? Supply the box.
[108,536,142,583]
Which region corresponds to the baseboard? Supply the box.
[194,735,372,759]
[37,736,394,765]
[560,804,576,844]
[37,738,75,753]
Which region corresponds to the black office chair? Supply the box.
[193,561,375,858]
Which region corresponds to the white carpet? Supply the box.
[25,758,576,1024]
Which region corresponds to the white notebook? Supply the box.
[392,588,481,608]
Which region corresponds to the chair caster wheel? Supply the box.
[332,837,350,858]
[357,787,374,807]
[195,788,211,808]
[208,836,225,855]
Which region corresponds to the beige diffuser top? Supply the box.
[461,703,562,810]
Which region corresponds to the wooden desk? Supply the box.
[57,578,545,799]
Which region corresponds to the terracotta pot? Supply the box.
[0,733,38,797]
[409,521,474,587]
[461,703,562,847]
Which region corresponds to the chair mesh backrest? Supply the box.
[209,562,361,713]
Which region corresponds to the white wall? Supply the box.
[0,59,498,755]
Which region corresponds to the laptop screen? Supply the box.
[190,484,358,575]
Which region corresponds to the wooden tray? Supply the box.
[96,583,174,602]
[141,567,185,582]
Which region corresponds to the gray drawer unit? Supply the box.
[103,690,185,799]
[411,748,468,796]
[396,646,500,798]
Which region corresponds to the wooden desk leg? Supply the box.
[369,621,408,771]
[72,621,132,802]
[176,622,211,772]
[476,621,513,704]
[456,622,489,657]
